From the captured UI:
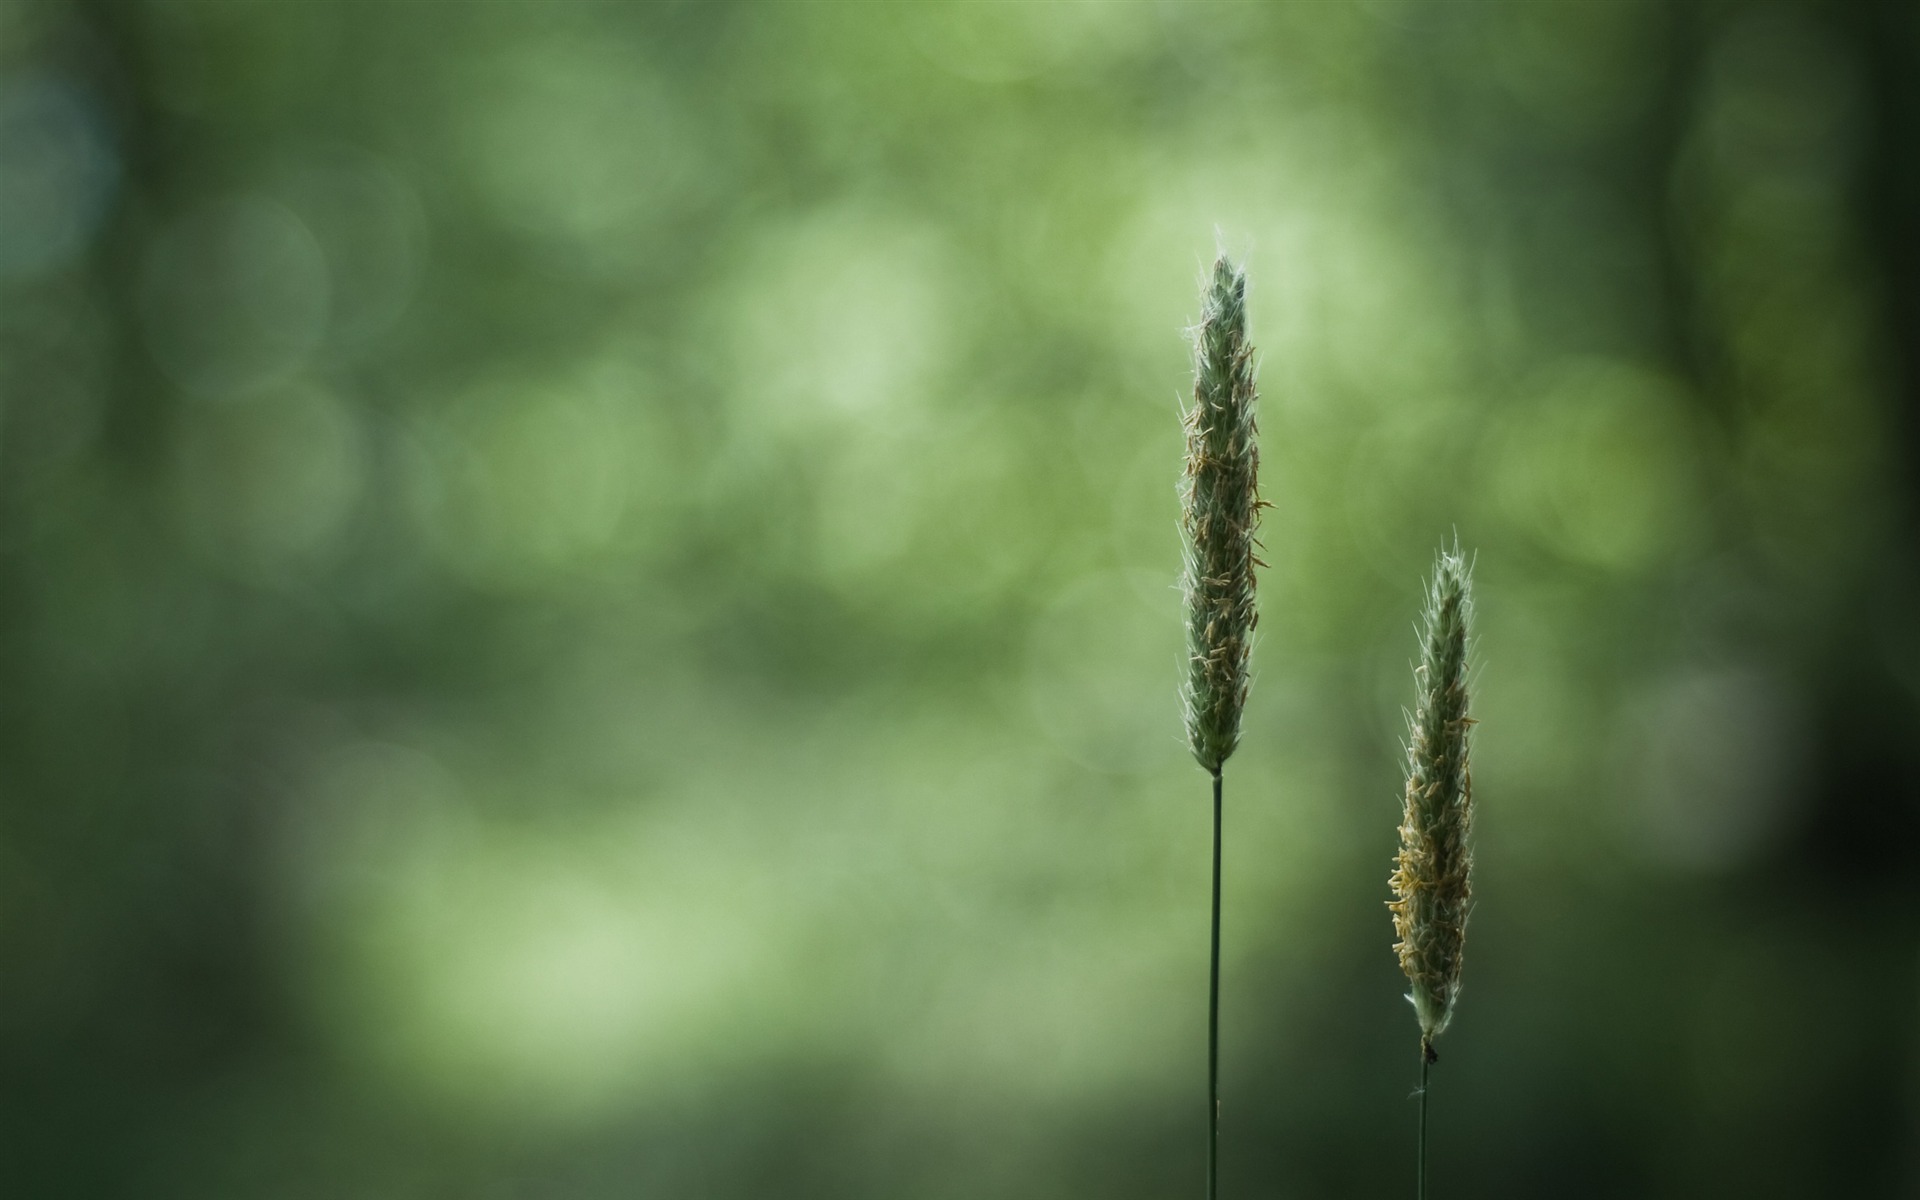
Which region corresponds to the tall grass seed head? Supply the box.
[1387,542,1475,1047]
[1180,257,1264,775]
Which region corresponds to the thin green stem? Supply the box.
[1208,768,1223,1200]
[1417,1041,1431,1200]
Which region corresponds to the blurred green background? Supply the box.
[4,0,1919,1196]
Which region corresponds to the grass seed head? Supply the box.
[1180,256,1263,775]
[1388,541,1475,1047]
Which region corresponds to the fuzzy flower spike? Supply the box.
[1389,541,1476,1054]
[1180,256,1263,776]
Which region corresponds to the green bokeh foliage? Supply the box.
[2,1,1917,1196]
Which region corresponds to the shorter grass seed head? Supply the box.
[1388,542,1475,1050]
[1180,257,1263,775]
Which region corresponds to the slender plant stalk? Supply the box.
[1389,544,1475,1200]
[1180,256,1262,1200]
[1207,769,1223,1200]
[1417,1042,1431,1200]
